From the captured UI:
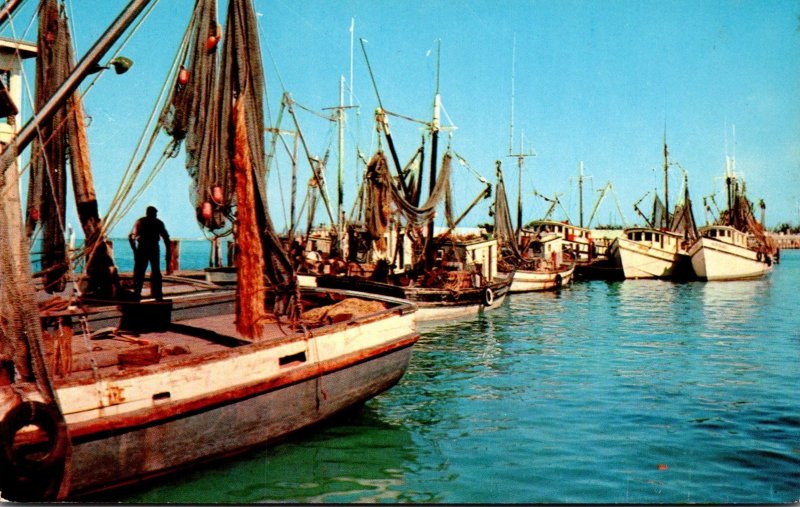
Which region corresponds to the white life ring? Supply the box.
[483,287,494,306]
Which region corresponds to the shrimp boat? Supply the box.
[610,140,697,279]
[493,161,574,293]
[0,0,418,501]
[317,43,511,320]
[319,231,512,321]
[611,226,688,279]
[316,157,512,321]
[689,225,773,280]
[688,157,777,280]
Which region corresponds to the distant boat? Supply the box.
[504,233,575,293]
[493,162,574,293]
[610,140,697,280]
[520,219,620,280]
[610,226,689,279]
[688,154,776,280]
[689,225,773,280]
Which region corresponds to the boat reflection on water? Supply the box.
[699,278,771,328]
[109,407,418,503]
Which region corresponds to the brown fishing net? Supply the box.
[493,163,524,260]
[301,297,386,327]
[22,0,114,296]
[26,0,69,293]
[159,0,227,231]
[159,0,294,335]
[721,193,776,253]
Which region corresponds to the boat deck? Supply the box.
[45,290,392,385]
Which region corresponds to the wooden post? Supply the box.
[168,239,180,274]
[227,240,236,267]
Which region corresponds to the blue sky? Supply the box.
[4,0,799,239]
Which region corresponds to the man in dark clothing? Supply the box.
[129,206,170,300]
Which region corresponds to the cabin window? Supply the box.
[556,226,562,233]
[709,230,716,238]
[0,70,12,125]
[644,232,652,242]
[635,232,642,241]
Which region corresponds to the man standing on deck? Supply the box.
[129,205,171,300]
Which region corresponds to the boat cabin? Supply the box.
[523,234,564,265]
[699,225,749,248]
[623,227,685,250]
[523,220,594,262]
[0,37,37,143]
[436,237,498,281]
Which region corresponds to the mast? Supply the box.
[509,132,535,237]
[359,38,411,198]
[517,137,522,234]
[578,160,584,228]
[424,40,441,270]
[508,33,515,155]
[337,75,345,242]
[349,18,354,107]
[663,128,669,228]
[507,37,535,237]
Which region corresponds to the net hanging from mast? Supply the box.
[23,0,117,298]
[160,0,294,335]
[26,0,70,293]
[493,163,524,260]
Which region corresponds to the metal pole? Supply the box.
[579,161,584,228]
[337,75,345,240]
[0,0,24,29]
[8,0,153,157]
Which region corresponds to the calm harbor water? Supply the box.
[107,245,799,504]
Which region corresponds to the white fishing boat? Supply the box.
[508,263,574,292]
[611,139,699,280]
[504,233,575,292]
[611,227,689,279]
[688,151,777,281]
[689,225,773,280]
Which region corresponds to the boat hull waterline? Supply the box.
[507,265,575,293]
[613,238,684,279]
[689,237,773,280]
[315,274,512,322]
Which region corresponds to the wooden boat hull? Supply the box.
[689,237,773,280]
[507,264,575,293]
[0,289,418,500]
[315,274,511,322]
[613,237,682,279]
[66,339,414,497]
